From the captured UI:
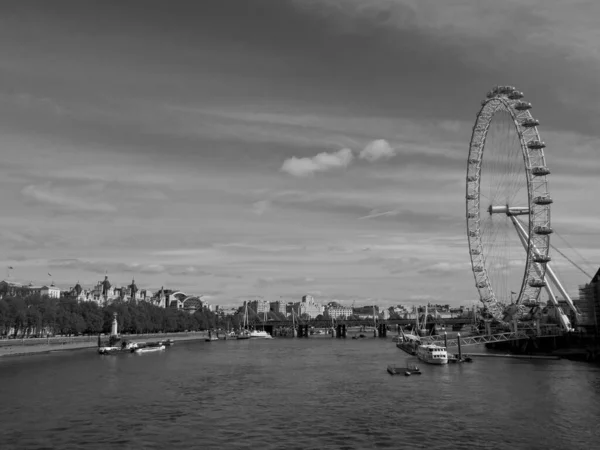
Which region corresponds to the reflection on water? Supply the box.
[0,339,599,449]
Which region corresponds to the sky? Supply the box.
[1,0,599,308]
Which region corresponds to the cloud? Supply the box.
[281,148,353,177]
[252,200,271,216]
[21,183,116,213]
[359,139,396,162]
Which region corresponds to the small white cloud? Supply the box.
[252,200,271,216]
[281,148,353,177]
[359,139,396,162]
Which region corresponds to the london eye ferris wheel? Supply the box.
[466,86,577,329]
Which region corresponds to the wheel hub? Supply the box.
[488,205,529,216]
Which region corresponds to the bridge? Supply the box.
[260,317,476,329]
[418,325,563,348]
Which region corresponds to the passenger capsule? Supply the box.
[508,91,524,100]
[527,140,546,149]
[531,166,550,176]
[466,194,477,200]
[521,118,540,128]
[514,101,532,111]
[534,226,553,235]
[533,195,553,205]
[533,254,551,263]
[529,279,546,288]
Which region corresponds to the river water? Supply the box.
[1,337,599,449]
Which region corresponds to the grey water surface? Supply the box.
[1,337,599,449]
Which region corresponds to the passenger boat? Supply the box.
[249,330,273,339]
[133,345,166,354]
[416,344,448,365]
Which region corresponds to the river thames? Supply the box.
[1,337,599,449]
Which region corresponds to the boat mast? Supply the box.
[414,306,420,332]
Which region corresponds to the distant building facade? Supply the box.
[298,295,324,319]
[269,301,283,315]
[325,305,352,319]
[249,300,270,314]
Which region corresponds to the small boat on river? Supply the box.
[133,345,166,354]
[249,330,273,339]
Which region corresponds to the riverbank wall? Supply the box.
[0,331,209,358]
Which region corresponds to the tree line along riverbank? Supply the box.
[0,294,223,338]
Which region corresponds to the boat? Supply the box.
[205,335,219,342]
[250,305,273,339]
[97,346,122,355]
[236,330,251,340]
[416,344,448,365]
[405,362,422,374]
[249,329,273,339]
[387,362,422,376]
[237,303,252,339]
[133,345,166,354]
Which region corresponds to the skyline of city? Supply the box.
[1,1,599,308]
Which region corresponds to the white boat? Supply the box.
[416,344,448,365]
[134,345,166,354]
[249,330,273,339]
[98,346,121,355]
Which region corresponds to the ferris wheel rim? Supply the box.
[466,86,552,322]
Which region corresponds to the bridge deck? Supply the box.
[420,329,562,347]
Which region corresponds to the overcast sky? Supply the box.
[1,0,599,307]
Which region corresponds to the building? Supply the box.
[40,284,61,299]
[166,291,189,309]
[181,296,203,314]
[325,305,352,319]
[249,299,270,314]
[285,302,298,316]
[269,301,283,314]
[151,287,168,308]
[577,268,600,333]
[0,280,61,299]
[298,295,324,319]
